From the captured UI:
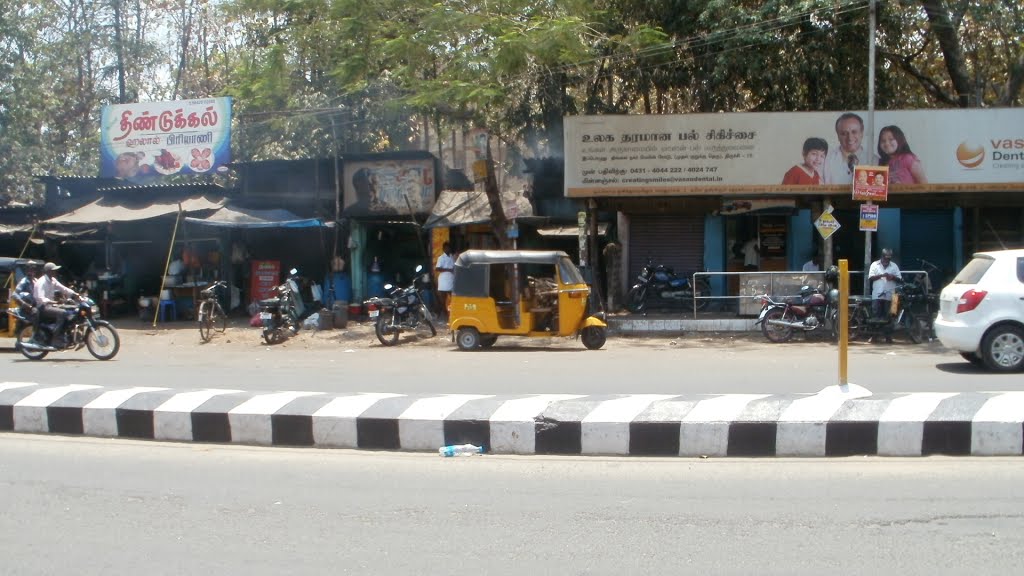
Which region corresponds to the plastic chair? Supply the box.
[158,299,177,322]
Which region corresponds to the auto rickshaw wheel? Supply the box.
[456,327,481,351]
[581,326,607,350]
[480,335,498,348]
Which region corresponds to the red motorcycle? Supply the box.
[754,268,840,343]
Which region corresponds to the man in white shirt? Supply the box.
[742,238,759,270]
[34,262,78,346]
[435,242,455,318]
[867,248,901,343]
[822,113,879,185]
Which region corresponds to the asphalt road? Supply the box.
[2,434,1022,575]
[1,323,1020,395]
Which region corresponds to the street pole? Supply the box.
[863,0,876,296]
[838,259,849,386]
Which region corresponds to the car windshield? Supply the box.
[952,256,994,284]
[557,256,585,284]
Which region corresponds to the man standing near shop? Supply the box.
[34,262,78,347]
[823,112,878,185]
[868,248,901,344]
[435,242,455,320]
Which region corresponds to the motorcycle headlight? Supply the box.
[91,305,101,316]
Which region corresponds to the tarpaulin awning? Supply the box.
[0,223,34,235]
[42,194,226,225]
[423,189,534,229]
[184,205,328,229]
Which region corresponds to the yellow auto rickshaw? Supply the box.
[1,257,35,337]
[448,250,607,350]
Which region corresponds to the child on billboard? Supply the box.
[782,137,828,185]
[877,125,928,184]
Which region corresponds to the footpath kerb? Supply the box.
[2,383,1023,457]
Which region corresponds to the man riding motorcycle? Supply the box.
[33,262,79,347]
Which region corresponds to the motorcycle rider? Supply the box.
[13,260,40,309]
[33,262,79,347]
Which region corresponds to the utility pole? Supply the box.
[863,0,877,296]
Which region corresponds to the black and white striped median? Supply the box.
[2,382,1023,457]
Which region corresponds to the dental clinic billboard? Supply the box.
[100,97,232,183]
[564,109,1024,197]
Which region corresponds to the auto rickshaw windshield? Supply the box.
[558,256,584,284]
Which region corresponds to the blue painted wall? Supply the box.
[876,207,900,258]
[789,209,813,269]
[703,214,725,295]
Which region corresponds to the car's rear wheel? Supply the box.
[980,325,1024,372]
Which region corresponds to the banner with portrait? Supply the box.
[564,108,1024,197]
[342,158,437,217]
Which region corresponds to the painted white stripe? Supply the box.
[228,391,323,445]
[82,387,168,437]
[776,391,863,456]
[312,393,403,448]
[680,394,768,457]
[582,395,674,455]
[398,394,491,451]
[13,385,102,433]
[153,389,244,442]
[489,395,582,454]
[877,393,957,456]
[972,392,1024,456]
[0,382,38,393]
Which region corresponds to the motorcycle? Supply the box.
[625,259,711,313]
[12,293,121,360]
[848,277,927,344]
[755,283,840,343]
[365,265,437,346]
[258,268,302,345]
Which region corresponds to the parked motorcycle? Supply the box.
[755,283,840,343]
[258,268,302,345]
[365,265,436,346]
[12,293,121,360]
[848,278,926,344]
[625,259,711,313]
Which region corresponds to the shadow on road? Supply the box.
[934,362,993,375]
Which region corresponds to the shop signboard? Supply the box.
[342,158,437,217]
[564,108,1024,197]
[100,97,232,184]
[859,204,879,231]
[250,260,280,302]
[852,166,889,201]
[759,217,787,259]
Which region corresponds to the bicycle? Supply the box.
[198,280,228,342]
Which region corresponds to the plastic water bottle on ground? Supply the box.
[438,444,484,457]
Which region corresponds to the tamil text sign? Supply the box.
[859,204,879,231]
[564,109,1024,197]
[100,98,232,183]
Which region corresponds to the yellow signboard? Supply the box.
[814,206,841,240]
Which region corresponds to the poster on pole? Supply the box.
[851,166,889,201]
[859,204,879,231]
[814,206,840,240]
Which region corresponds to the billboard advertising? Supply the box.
[100,97,232,183]
[564,108,1024,197]
[852,165,889,201]
[342,158,436,217]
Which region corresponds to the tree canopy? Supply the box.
[1,0,1020,204]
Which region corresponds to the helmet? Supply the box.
[824,265,839,283]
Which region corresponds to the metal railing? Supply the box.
[688,269,935,319]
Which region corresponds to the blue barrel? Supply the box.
[336,272,352,302]
[367,272,386,298]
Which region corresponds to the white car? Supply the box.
[934,249,1024,372]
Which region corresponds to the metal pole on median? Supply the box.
[839,259,849,385]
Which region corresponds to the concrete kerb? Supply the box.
[2,382,1023,457]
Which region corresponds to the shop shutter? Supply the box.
[628,215,705,282]
[900,209,954,287]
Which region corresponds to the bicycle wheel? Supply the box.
[214,304,228,333]
[198,301,214,342]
